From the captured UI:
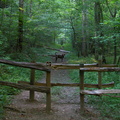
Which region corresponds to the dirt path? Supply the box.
[3,60,100,120]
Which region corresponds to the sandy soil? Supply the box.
[2,59,101,120]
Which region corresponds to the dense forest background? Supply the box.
[0,0,120,63]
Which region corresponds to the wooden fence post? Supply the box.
[80,64,84,112]
[98,59,102,89]
[46,71,51,113]
[29,62,35,101]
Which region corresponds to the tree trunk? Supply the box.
[113,38,117,64]
[29,0,33,17]
[17,0,24,52]
[105,0,117,64]
[94,1,103,60]
[81,0,88,57]
[70,17,76,49]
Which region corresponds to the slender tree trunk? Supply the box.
[81,0,88,57]
[29,0,32,17]
[17,0,24,52]
[0,8,4,29]
[70,17,76,48]
[70,16,81,57]
[113,38,117,64]
[8,2,14,53]
[94,1,103,60]
[105,0,117,64]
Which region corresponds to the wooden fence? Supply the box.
[80,62,120,112]
[0,59,120,113]
[0,59,51,113]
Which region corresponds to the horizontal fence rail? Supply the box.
[80,67,120,72]
[0,59,118,70]
[0,81,50,93]
[18,81,115,88]
[80,89,120,95]
[0,59,50,71]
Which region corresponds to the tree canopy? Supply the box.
[0,0,120,63]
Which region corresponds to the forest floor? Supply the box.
[3,59,104,120]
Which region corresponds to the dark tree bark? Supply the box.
[94,1,103,60]
[81,0,88,57]
[105,0,117,64]
[70,16,76,49]
[29,0,33,17]
[70,16,81,57]
[17,0,24,52]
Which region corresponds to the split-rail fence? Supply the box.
[0,59,120,113]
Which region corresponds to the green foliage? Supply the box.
[52,86,62,95]
[67,52,97,64]
[88,95,120,120]
[62,42,72,51]
[0,94,9,119]
[69,69,79,83]
[0,0,120,61]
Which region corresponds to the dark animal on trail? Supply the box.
[102,56,107,64]
[55,52,65,62]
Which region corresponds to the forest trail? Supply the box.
[3,59,100,120]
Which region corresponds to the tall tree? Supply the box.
[81,0,88,57]
[17,0,24,52]
[105,0,117,64]
[94,1,103,59]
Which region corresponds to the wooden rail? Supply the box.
[18,81,114,88]
[80,89,120,95]
[0,81,50,93]
[0,59,118,70]
[0,59,50,71]
[50,63,117,69]
[80,67,120,72]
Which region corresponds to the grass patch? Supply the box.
[52,86,62,95]
[66,52,97,64]
[88,95,120,120]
